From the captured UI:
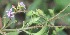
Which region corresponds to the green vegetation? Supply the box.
[0,0,70,35]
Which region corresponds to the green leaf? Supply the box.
[48,9,54,16]
[58,31,67,35]
[34,26,49,35]
[36,9,45,16]
[26,10,35,16]
[32,17,40,22]
[52,30,57,35]
[55,27,65,32]
[27,17,40,26]
[6,32,19,35]
[9,17,16,28]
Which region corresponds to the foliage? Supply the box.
[0,0,70,35]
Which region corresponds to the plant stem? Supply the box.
[2,25,70,32]
[47,3,70,22]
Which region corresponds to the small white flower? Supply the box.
[19,2,26,9]
[6,8,14,18]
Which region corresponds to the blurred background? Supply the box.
[0,0,70,35]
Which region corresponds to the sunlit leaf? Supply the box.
[48,9,54,16]
[34,25,49,35]
[26,10,35,16]
[6,32,19,35]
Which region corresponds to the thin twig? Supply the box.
[1,4,70,33]
[1,3,70,35]
[1,18,11,30]
[2,25,70,32]
[47,3,70,22]
[50,13,70,21]
[2,18,11,29]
